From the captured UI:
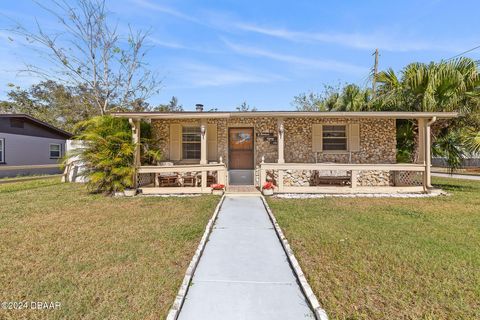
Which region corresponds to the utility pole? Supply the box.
[372,48,379,97]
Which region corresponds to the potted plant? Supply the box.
[211,184,225,195]
[262,181,275,196]
[124,188,137,197]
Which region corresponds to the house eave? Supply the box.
[112,111,458,120]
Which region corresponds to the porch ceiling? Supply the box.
[112,111,458,120]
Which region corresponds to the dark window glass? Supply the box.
[182,127,201,159]
[50,144,61,158]
[323,125,347,151]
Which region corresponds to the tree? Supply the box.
[0,81,98,131]
[293,84,370,111]
[8,0,160,115]
[72,116,161,194]
[236,101,257,112]
[374,57,480,165]
[292,92,327,111]
[339,84,370,111]
[292,58,480,170]
[154,96,183,112]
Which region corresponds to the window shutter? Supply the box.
[348,124,360,152]
[169,124,181,160]
[207,124,218,161]
[312,124,323,152]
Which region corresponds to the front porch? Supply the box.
[116,111,457,195]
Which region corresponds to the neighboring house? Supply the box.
[112,108,457,194]
[0,114,72,178]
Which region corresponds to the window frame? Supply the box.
[0,138,4,163]
[181,126,201,160]
[322,124,348,152]
[49,143,62,159]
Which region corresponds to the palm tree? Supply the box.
[71,116,161,194]
[374,57,480,169]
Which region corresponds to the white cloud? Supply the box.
[235,23,458,53]
[223,39,367,74]
[130,0,201,24]
[173,62,287,88]
[148,36,187,49]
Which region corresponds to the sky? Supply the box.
[1,0,480,111]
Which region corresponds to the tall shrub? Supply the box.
[73,116,160,194]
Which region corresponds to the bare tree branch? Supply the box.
[7,0,161,115]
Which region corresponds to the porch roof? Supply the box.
[112,111,458,120]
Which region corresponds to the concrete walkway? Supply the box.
[432,172,480,181]
[178,196,315,320]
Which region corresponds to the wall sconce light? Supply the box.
[200,125,206,137]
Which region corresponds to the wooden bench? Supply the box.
[157,175,180,187]
[311,170,351,186]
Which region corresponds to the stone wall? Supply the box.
[152,117,278,166]
[151,118,200,162]
[284,117,396,164]
[219,117,278,166]
[357,170,392,186]
[151,116,397,186]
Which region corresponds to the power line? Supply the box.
[445,44,480,61]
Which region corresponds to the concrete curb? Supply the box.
[260,196,329,320]
[166,195,226,320]
[273,191,448,199]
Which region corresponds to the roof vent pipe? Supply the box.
[195,104,204,112]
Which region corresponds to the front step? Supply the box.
[226,185,260,195]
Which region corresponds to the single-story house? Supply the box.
[112,107,457,194]
[0,114,72,178]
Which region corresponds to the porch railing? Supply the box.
[136,163,227,194]
[258,163,427,193]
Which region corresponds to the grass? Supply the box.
[268,177,480,320]
[0,178,219,319]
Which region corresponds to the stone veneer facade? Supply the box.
[151,117,397,186]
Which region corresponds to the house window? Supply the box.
[50,144,61,159]
[0,138,4,163]
[322,125,347,151]
[182,127,201,160]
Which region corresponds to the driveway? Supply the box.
[178,196,315,320]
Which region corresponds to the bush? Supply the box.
[72,116,160,194]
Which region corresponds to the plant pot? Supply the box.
[114,191,125,197]
[124,189,137,197]
[262,188,274,196]
[212,189,224,195]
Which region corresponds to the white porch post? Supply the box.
[277,118,285,164]
[417,118,427,191]
[351,170,358,189]
[200,120,207,165]
[425,117,436,188]
[129,118,141,188]
[417,119,426,164]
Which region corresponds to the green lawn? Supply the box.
[268,177,480,320]
[0,178,219,319]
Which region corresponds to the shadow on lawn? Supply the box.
[433,182,477,192]
[0,180,62,194]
